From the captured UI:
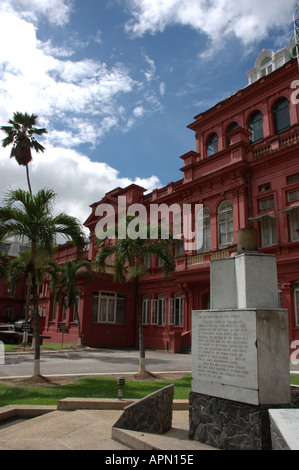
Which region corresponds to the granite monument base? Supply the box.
[189,387,299,450]
[189,391,272,450]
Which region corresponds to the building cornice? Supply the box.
[188,59,298,130]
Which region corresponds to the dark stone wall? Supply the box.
[113,384,174,434]
[291,386,299,408]
[189,386,299,451]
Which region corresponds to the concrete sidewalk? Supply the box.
[0,399,216,451]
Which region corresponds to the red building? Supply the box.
[0,240,29,324]
[36,39,299,353]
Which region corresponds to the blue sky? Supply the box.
[0,0,297,227]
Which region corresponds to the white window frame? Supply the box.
[173,211,183,240]
[289,208,299,242]
[288,190,299,203]
[218,201,233,248]
[260,215,277,247]
[175,240,184,257]
[197,207,211,253]
[158,294,166,325]
[207,133,218,157]
[151,295,166,325]
[168,293,184,326]
[143,255,151,268]
[92,291,125,324]
[259,196,275,211]
[151,299,158,325]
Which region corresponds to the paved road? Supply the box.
[0,348,192,378]
[1,347,298,379]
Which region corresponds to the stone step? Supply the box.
[112,413,216,451]
[0,409,129,450]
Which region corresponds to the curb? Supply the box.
[0,405,56,424]
[57,398,189,411]
[111,424,216,451]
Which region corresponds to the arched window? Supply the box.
[196,207,210,253]
[261,57,271,66]
[206,133,218,157]
[218,201,233,248]
[248,111,264,143]
[226,122,239,146]
[273,98,291,134]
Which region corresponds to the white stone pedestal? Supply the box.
[269,409,299,450]
[211,252,279,310]
[190,248,291,450]
[192,252,290,405]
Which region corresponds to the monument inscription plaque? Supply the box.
[192,308,290,406]
[193,310,257,388]
[192,309,259,404]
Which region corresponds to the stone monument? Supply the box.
[189,229,291,450]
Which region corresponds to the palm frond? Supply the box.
[0,188,85,253]
[0,251,10,282]
[47,259,92,308]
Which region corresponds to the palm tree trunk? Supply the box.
[77,313,82,347]
[26,164,32,195]
[31,269,40,376]
[135,276,146,373]
[31,241,40,376]
[23,277,31,345]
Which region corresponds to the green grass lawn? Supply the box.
[0,374,191,407]
[291,374,299,386]
[0,373,297,408]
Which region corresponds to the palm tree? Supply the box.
[94,216,175,375]
[47,259,92,346]
[8,247,49,344]
[1,112,48,195]
[0,188,85,376]
[0,238,9,282]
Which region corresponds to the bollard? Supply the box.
[117,376,126,400]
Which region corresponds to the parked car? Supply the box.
[14,319,33,333]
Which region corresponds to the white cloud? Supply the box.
[0,8,137,136]
[38,39,74,59]
[0,146,161,230]
[0,1,162,227]
[125,0,295,46]
[8,0,73,26]
[0,3,143,149]
[133,106,144,118]
[159,82,166,96]
[143,54,156,81]
[93,30,102,45]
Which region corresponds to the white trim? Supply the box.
[151,299,158,325]
[142,295,150,325]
